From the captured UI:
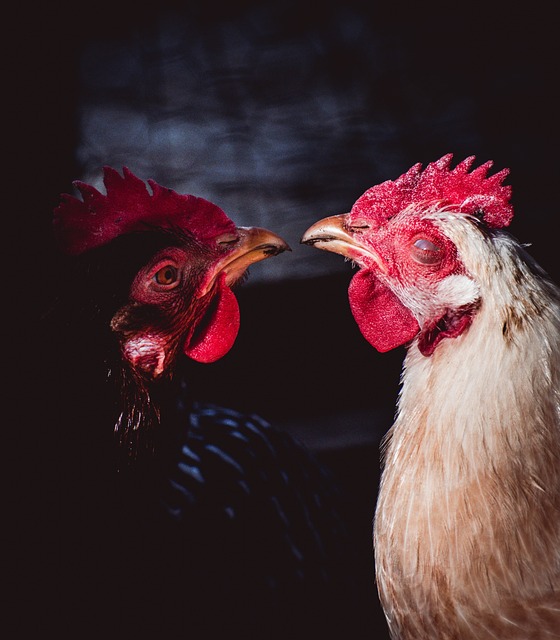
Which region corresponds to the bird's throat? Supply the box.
[417,303,477,356]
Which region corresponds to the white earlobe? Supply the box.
[123,334,167,378]
[436,274,479,308]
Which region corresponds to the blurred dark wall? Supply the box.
[17,0,558,422]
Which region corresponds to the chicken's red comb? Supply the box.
[53,166,236,255]
[352,154,513,229]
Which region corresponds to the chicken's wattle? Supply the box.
[184,275,240,363]
[348,269,419,352]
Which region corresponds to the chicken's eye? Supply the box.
[154,265,179,286]
[411,238,442,265]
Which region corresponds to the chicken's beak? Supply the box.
[197,227,291,298]
[300,214,356,256]
[301,214,387,273]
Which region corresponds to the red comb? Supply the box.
[352,154,513,229]
[53,167,236,255]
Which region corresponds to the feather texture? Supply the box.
[374,215,560,638]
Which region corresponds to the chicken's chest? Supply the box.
[373,332,560,638]
[374,418,507,640]
[375,419,492,582]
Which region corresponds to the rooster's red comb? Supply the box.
[352,154,513,229]
[53,166,236,255]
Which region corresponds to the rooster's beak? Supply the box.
[301,214,387,273]
[197,227,291,297]
[300,214,356,256]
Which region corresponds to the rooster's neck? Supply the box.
[374,239,560,638]
[393,246,560,476]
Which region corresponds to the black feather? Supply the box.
[31,231,373,639]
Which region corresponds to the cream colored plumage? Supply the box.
[375,216,560,638]
[302,155,560,639]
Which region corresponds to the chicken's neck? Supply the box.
[111,359,192,470]
[388,244,560,488]
[374,246,560,636]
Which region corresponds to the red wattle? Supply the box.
[348,270,419,352]
[184,278,240,363]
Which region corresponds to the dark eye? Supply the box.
[411,238,442,265]
[154,265,179,286]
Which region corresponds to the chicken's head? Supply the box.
[54,167,289,377]
[301,154,513,356]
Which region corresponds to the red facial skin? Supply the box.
[134,245,240,362]
[347,211,467,354]
[111,243,243,378]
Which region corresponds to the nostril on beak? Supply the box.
[347,219,370,232]
[216,232,240,247]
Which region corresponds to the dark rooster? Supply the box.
[36,168,367,639]
[302,155,560,639]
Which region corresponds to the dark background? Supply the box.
[19,0,558,419]
[13,1,558,637]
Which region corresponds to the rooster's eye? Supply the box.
[154,265,179,286]
[411,238,442,265]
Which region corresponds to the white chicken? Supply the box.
[302,154,560,639]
